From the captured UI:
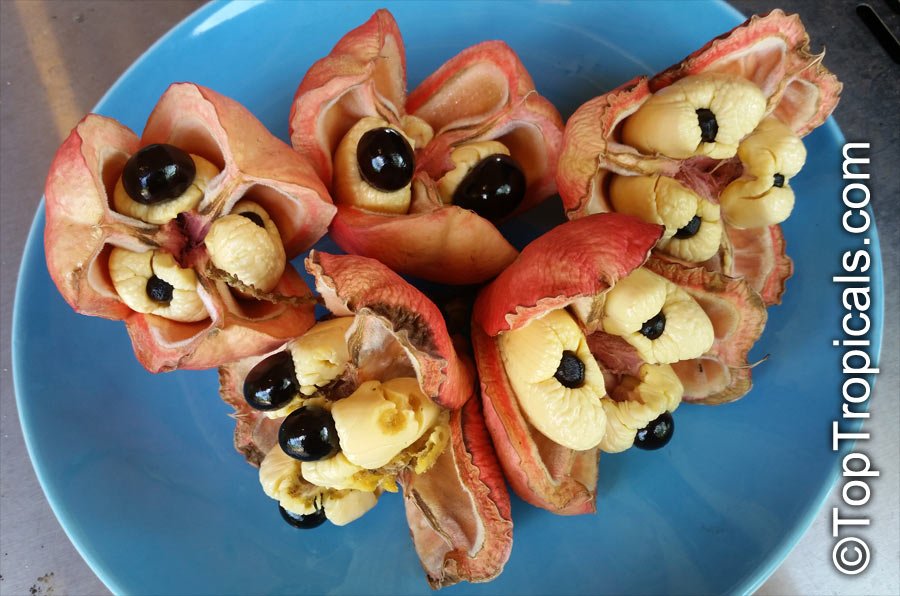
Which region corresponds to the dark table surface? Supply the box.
[1,1,897,595]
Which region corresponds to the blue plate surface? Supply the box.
[14,1,883,595]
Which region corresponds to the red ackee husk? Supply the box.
[44,83,335,371]
[218,252,511,587]
[289,9,564,284]
[472,214,662,513]
[556,10,840,306]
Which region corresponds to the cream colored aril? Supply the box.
[108,247,207,322]
[498,308,608,451]
[260,445,378,525]
[323,490,378,526]
[602,267,714,364]
[655,196,722,262]
[301,452,368,491]
[609,175,697,239]
[600,363,684,453]
[332,116,432,214]
[288,317,353,396]
[331,377,441,470]
[259,445,321,515]
[204,200,286,292]
[720,116,807,229]
[113,153,219,224]
[436,140,511,204]
[608,174,722,262]
[622,74,766,159]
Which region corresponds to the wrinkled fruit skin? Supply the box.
[44,83,335,372]
[472,214,662,514]
[290,9,564,284]
[218,252,511,587]
[556,10,840,306]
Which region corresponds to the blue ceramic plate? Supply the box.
[14,2,883,595]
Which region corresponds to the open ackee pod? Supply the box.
[218,251,512,588]
[44,83,335,372]
[557,9,840,306]
[472,214,663,514]
[289,9,564,284]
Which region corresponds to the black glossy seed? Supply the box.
[243,351,298,411]
[122,143,196,205]
[554,350,586,388]
[145,275,173,304]
[773,173,785,188]
[357,127,414,192]
[674,215,702,239]
[240,211,265,228]
[279,504,327,529]
[639,311,666,340]
[634,411,674,450]
[452,154,526,223]
[279,406,340,462]
[696,108,718,143]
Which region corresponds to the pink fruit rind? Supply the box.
[557,77,663,218]
[289,9,564,284]
[289,9,406,186]
[328,204,519,285]
[305,251,471,409]
[725,224,794,306]
[473,213,664,336]
[44,114,140,320]
[44,83,331,372]
[402,394,514,588]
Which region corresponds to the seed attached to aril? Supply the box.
[122,143,196,205]
[279,504,327,529]
[634,411,674,450]
[278,406,341,462]
[357,127,415,192]
[243,351,299,411]
[452,154,526,222]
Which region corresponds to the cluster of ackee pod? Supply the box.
[42,7,839,589]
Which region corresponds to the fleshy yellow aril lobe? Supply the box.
[436,140,511,204]
[112,153,220,225]
[600,363,683,453]
[622,74,766,159]
[656,197,722,262]
[609,175,698,240]
[288,317,353,396]
[608,174,722,262]
[204,200,286,293]
[324,490,378,526]
[108,248,207,322]
[301,452,367,491]
[332,377,441,469]
[602,267,714,363]
[259,445,320,515]
[498,309,607,451]
[720,116,807,229]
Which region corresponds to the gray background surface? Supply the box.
[1,1,897,595]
